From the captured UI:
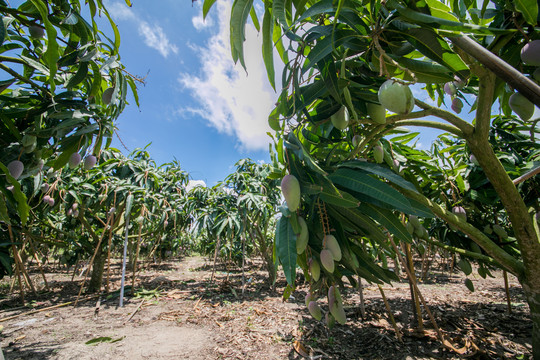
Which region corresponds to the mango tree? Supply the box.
[0,0,138,294]
[210,0,540,355]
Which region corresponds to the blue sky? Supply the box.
[101,0,277,187]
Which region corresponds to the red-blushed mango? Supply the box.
[308,301,322,321]
[451,98,463,114]
[509,92,534,121]
[309,258,321,281]
[69,153,81,169]
[366,103,386,124]
[521,40,540,66]
[296,216,309,254]
[452,206,467,221]
[328,285,336,307]
[84,155,97,170]
[330,105,349,130]
[7,160,24,179]
[373,145,384,164]
[320,249,335,273]
[444,82,457,96]
[305,292,315,307]
[324,235,341,261]
[378,80,414,115]
[328,286,346,324]
[281,174,300,212]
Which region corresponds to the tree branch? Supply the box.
[391,119,463,137]
[449,35,540,107]
[413,99,474,137]
[399,187,526,278]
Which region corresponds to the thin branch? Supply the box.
[413,99,474,137]
[513,166,540,185]
[392,119,463,137]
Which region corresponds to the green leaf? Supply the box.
[464,278,474,292]
[339,160,418,193]
[262,7,275,90]
[0,15,5,46]
[29,0,59,91]
[358,203,412,243]
[0,164,29,225]
[65,62,88,89]
[230,0,254,69]
[425,0,459,22]
[329,168,413,214]
[0,193,10,224]
[275,216,297,285]
[403,28,469,79]
[203,0,218,19]
[514,0,538,26]
[303,29,358,73]
[249,7,260,32]
[85,336,125,345]
[320,183,360,208]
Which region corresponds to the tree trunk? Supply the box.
[88,245,105,293]
[523,283,540,359]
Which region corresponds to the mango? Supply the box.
[296,217,309,254]
[84,155,97,170]
[7,160,24,179]
[28,25,44,39]
[281,174,301,212]
[309,258,321,281]
[366,103,386,124]
[331,105,349,130]
[352,135,361,148]
[451,98,463,114]
[373,145,384,164]
[308,301,323,321]
[493,224,508,238]
[324,235,341,261]
[69,153,81,169]
[452,206,467,221]
[320,249,335,273]
[378,80,414,115]
[102,87,114,105]
[509,92,534,121]
[325,312,336,329]
[521,40,540,66]
[444,82,457,96]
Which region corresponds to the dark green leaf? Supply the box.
[339,160,418,193]
[276,216,297,285]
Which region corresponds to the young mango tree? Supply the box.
[209,0,540,355]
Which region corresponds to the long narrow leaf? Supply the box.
[276,216,297,285]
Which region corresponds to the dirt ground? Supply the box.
[0,256,533,359]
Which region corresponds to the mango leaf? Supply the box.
[30,0,59,91]
[329,168,413,214]
[425,0,459,22]
[0,15,5,46]
[262,7,275,90]
[0,164,29,225]
[230,0,254,69]
[358,203,412,243]
[514,0,538,26]
[303,29,358,73]
[403,28,469,79]
[203,0,217,19]
[275,216,297,285]
[85,336,125,345]
[249,7,260,32]
[0,193,9,224]
[65,62,88,89]
[339,160,418,192]
[320,181,360,208]
[464,278,475,292]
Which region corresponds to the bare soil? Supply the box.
[0,256,533,359]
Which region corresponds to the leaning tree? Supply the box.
[207,0,540,355]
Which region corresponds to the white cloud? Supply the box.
[186,179,207,192]
[106,1,178,58]
[138,22,178,58]
[192,14,213,30]
[178,0,278,151]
